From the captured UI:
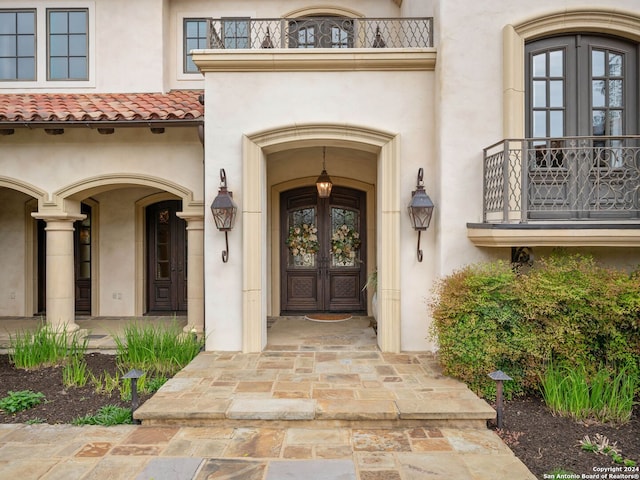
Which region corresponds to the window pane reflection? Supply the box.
[609,80,622,107]
[609,53,622,76]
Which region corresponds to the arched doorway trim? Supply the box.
[243,123,400,352]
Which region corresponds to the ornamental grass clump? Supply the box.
[114,321,203,378]
[541,361,637,424]
[9,324,88,369]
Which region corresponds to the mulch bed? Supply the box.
[0,353,152,424]
[0,353,637,478]
[495,396,639,478]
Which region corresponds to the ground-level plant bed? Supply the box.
[0,353,152,424]
[495,396,639,479]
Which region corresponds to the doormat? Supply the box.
[304,313,352,322]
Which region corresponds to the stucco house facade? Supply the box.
[1,0,639,353]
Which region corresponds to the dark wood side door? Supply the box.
[280,186,366,314]
[73,203,92,314]
[146,200,187,313]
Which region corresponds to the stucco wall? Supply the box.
[435,0,640,279]
[0,191,29,315]
[202,68,437,351]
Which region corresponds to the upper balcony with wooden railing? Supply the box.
[205,17,433,50]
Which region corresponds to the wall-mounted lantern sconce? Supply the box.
[211,168,238,263]
[407,168,435,262]
[315,147,333,198]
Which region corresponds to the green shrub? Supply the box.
[430,261,536,398]
[518,254,640,378]
[430,253,640,402]
[0,390,45,413]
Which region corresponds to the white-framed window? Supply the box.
[0,9,36,81]
[0,2,94,87]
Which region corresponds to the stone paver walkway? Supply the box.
[0,316,537,479]
[0,423,535,479]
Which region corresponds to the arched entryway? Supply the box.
[241,124,401,353]
[280,185,366,314]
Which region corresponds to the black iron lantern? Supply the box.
[316,147,333,198]
[211,168,238,262]
[407,168,434,262]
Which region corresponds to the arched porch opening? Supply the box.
[242,124,401,353]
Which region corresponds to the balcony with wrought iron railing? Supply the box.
[467,136,640,247]
[479,136,640,224]
[206,17,433,50]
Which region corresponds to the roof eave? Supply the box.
[0,119,203,129]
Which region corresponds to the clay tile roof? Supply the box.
[0,90,203,124]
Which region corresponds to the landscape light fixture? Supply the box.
[123,369,145,424]
[315,147,333,198]
[210,168,238,263]
[407,168,435,262]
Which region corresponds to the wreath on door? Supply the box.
[286,223,319,256]
[331,224,361,264]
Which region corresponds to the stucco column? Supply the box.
[177,213,205,335]
[32,214,84,333]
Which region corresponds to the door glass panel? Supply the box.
[592,50,605,76]
[330,208,360,267]
[532,53,546,76]
[609,110,622,136]
[609,53,622,76]
[610,80,622,107]
[533,81,546,107]
[533,111,547,137]
[549,50,563,76]
[550,111,564,137]
[592,80,605,107]
[549,80,563,107]
[286,208,317,267]
[593,111,605,136]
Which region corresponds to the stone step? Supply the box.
[133,351,496,428]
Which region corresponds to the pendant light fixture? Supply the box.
[315,147,333,198]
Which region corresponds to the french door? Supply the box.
[525,34,638,218]
[281,186,366,313]
[146,200,187,313]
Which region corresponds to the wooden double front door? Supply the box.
[281,186,366,314]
